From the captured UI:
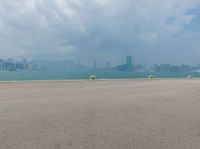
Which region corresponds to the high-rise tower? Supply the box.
[126,55,133,71]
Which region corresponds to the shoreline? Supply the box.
[0,77,199,84]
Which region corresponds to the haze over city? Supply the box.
[0,0,200,66]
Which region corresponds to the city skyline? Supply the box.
[2,56,200,74]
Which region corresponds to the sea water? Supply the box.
[0,70,199,81]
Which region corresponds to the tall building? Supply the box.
[0,59,3,70]
[116,55,134,71]
[126,55,133,71]
[106,61,110,69]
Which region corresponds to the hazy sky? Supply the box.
[0,0,200,66]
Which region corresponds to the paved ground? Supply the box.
[1,79,200,149]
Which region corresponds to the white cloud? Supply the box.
[0,0,200,65]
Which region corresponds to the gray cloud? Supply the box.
[0,0,200,66]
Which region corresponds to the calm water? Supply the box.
[0,70,200,81]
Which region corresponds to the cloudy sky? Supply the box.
[0,0,200,66]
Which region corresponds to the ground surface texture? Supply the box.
[1,79,200,149]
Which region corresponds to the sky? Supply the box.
[0,0,200,66]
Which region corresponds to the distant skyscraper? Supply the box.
[116,55,134,71]
[0,59,3,70]
[126,55,133,71]
[106,61,110,69]
[93,60,97,69]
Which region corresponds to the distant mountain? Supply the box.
[30,60,86,71]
